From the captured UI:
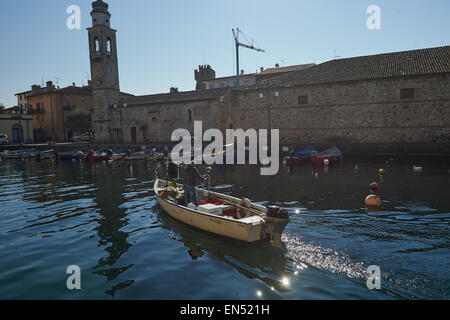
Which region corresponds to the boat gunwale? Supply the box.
[154,179,266,226]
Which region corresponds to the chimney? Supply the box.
[46,81,53,88]
[240,69,244,75]
[275,63,280,68]
[31,85,41,95]
[72,82,76,86]
[260,67,264,72]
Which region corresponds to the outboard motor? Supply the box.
[266,205,290,247]
[267,205,289,219]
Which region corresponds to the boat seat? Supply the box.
[238,215,263,225]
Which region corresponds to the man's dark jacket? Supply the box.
[184,164,203,186]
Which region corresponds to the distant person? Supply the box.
[183,161,206,206]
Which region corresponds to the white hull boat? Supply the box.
[154,179,290,246]
[123,151,147,161]
[110,153,126,161]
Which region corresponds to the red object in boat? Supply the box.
[311,147,343,165]
[201,199,224,205]
[201,199,237,218]
[88,153,107,162]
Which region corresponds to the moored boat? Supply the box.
[3,150,27,159]
[88,151,108,162]
[39,150,57,160]
[110,152,126,161]
[123,151,147,161]
[284,147,316,166]
[154,179,290,246]
[311,147,343,165]
[59,151,81,160]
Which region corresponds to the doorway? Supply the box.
[130,126,137,143]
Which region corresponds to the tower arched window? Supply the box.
[106,38,112,54]
[94,37,100,52]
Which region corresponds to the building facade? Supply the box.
[226,46,450,145]
[16,81,93,143]
[89,0,450,147]
[0,113,34,144]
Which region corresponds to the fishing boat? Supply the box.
[87,151,108,162]
[154,178,290,247]
[23,149,40,158]
[311,147,343,165]
[3,150,27,159]
[39,150,57,160]
[58,151,81,160]
[147,149,165,161]
[123,151,147,161]
[110,151,126,161]
[284,147,316,166]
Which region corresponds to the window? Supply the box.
[106,38,112,54]
[94,37,100,52]
[220,83,225,88]
[274,91,279,97]
[209,84,215,89]
[298,95,309,105]
[188,110,192,122]
[400,88,415,99]
[259,93,264,98]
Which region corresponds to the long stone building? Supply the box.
[88,0,450,147]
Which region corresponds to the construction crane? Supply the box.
[232,28,265,88]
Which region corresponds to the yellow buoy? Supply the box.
[370,181,379,191]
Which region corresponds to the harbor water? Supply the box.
[0,158,448,299]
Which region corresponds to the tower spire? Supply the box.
[87,0,120,142]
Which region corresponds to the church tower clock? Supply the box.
[87,0,120,142]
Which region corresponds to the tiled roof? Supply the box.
[59,86,92,95]
[259,63,316,75]
[258,46,450,88]
[120,88,229,106]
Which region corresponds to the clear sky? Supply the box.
[0,0,449,107]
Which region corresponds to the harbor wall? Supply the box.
[228,74,450,145]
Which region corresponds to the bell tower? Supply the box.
[87,0,120,142]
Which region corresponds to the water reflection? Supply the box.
[0,157,448,299]
[156,206,290,292]
[87,162,134,296]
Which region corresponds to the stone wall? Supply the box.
[228,74,450,144]
[112,96,229,143]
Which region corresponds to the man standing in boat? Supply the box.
[183,161,206,206]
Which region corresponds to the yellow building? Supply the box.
[0,112,34,144]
